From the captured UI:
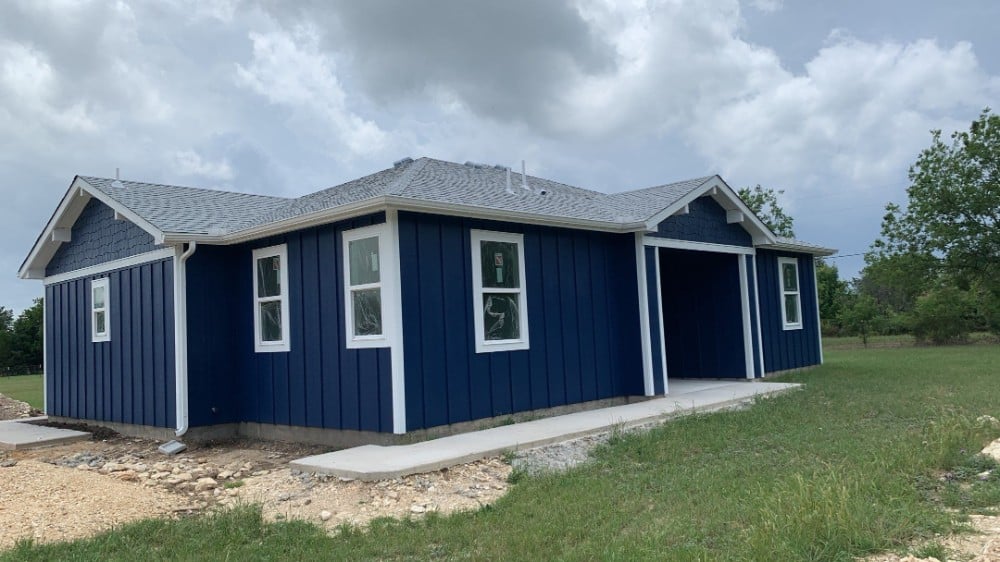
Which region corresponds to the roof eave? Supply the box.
[757,241,838,256]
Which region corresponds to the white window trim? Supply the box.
[471,229,530,353]
[778,256,803,331]
[343,223,393,349]
[253,244,291,353]
[91,277,110,343]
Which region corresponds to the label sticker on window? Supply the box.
[371,252,379,272]
[273,257,280,270]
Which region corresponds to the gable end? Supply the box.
[648,196,753,246]
[46,198,158,276]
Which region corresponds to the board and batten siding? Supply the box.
[185,213,394,433]
[45,259,176,427]
[755,249,821,372]
[398,211,644,431]
[46,198,158,276]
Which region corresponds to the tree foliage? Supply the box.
[738,184,795,238]
[0,299,43,374]
[872,108,1000,292]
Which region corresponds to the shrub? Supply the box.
[910,285,976,344]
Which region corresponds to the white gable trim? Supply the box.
[19,177,167,280]
[43,248,176,285]
[643,176,778,246]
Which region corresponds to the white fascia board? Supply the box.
[163,196,647,248]
[642,176,778,245]
[642,237,755,255]
[43,248,176,285]
[19,178,92,279]
[758,241,838,257]
[79,179,166,244]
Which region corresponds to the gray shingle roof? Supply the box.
[80,158,721,237]
[82,176,291,236]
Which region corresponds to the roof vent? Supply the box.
[393,157,413,168]
[464,161,488,169]
[111,180,124,189]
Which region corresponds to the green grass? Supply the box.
[5,346,1000,561]
[0,374,42,410]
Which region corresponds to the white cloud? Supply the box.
[235,26,387,156]
[747,0,782,12]
[173,150,234,181]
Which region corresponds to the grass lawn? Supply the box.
[4,345,1000,561]
[0,374,42,410]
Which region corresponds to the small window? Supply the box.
[778,257,802,330]
[91,277,110,342]
[253,244,290,352]
[471,230,529,353]
[343,224,390,348]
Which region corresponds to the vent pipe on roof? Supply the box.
[505,166,515,195]
[521,160,530,191]
[111,168,124,189]
[116,167,120,180]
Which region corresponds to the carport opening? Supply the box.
[658,248,747,380]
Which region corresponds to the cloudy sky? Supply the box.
[2,0,998,313]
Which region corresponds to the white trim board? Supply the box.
[813,260,824,364]
[385,209,407,434]
[751,257,766,377]
[43,248,175,285]
[737,255,755,379]
[653,248,668,394]
[635,233,654,396]
[642,237,755,255]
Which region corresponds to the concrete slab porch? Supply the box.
[290,380,801,481]
[0,418,91,451]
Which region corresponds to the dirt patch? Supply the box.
[0,393,39,421]
[864,514,1000,562]
[0,459,193,549]
[0,434,511,548]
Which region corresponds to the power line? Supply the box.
[817,252,866,260]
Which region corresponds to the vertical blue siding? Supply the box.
[399,211,643,431]
[45,258,175,427]
[659,248,746,378]
[755,250,821,372]
[645,246,665,394]
[47,198,158,276]
[648,197,752,247]
[185,213,394,433]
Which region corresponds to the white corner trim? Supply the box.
[738,255,755,379]
[778,256,803,331]
[42,296,47,415]
[635,233,654,396]
[44,248,176,285]
[653,247,668,394]
[470,229,530,353]
[386,210,407,433]
[342,222,393,349]
[642,236,754,255]
[751,257,766,377]
[252,243,291,353]
[813,260,824,365]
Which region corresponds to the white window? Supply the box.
[91,277,110,342]
[778,257,803,330]
[253,244,290,352]
[471,230,529,353]
[343,224,390,348]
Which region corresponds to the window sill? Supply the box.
[475,339,530,354]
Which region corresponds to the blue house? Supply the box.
[19,158,834,445]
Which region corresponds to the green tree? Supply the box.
[10,299,43,369]
[0,306,13,370]
[872,108,1000,296]
[839,293,884,347]
[815,261,848,322]
[738,185,795,238]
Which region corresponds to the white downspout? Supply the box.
[173,242,197,437]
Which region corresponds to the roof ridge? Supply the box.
[385,157,430,196]
[612,175,716,197]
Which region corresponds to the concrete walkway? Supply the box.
[290,379,800,481]
[0,418,90,450]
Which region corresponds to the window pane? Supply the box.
[784,295,799,324]
[483,293,520,341]
[352,288,383,336]
[260,301,283,342]
[93,285,105,309]
[782,262,798,292]
[480,241,519,289]
[95,311,106,335]
[349,236,381,286]
[257,255,282,298]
